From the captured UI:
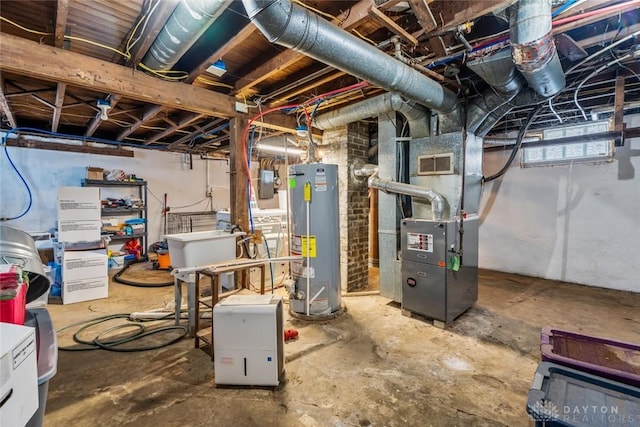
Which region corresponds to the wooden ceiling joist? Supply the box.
[86,0,180,137]
[187,23,258,84]
[407,0,437,33]
[169,118,227,147]
[127,0,180,67]
[235,49,303,98]
[429,0,515,32]
[234,0,376,98]
[0,34,237,118]
[269,71,347,107]
[5,89,55,98]
[52,83,66,132]
[54,0,70,48]
[144,113,204,145]
[368,6,419,46]
[117,104,164,141]
[5,137,134,157]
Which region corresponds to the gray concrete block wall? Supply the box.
[321,122,370,292]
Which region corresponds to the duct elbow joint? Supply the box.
[429,193,445,221]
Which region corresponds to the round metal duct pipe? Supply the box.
[510,0,566,97]
[0,225,50,303]
[142,0,232,71]
[314,93,430,138]
[242,0,461,132]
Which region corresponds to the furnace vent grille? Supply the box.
[417,153,454,175]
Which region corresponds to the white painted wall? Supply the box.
[0,145,230,245]
[479,116,640,292]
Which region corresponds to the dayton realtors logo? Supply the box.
[562,405,635,424]
[531,401,635,424]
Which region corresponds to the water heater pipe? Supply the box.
[368,177,445,221]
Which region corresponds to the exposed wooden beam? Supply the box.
[252,113,322,140]
[0,33,237,117]
[368,6,419,46]
[429,0,515,32]
[127,0,179,66]
[85,1,178,136]
[340,0,376,30]
[30,94,54,109]
[614,73,625,133]
[85,95,121,137]
[169,118,227,147]
[0,77,17,128]
[54,0,70,48]
[5,88,56,98]
[117,104,164,141]
[144,113,204,145]
[5,137,134,157]
[234,0,375,97]
[234,49,303,98]
[378,0,408,10]
[229,116,249,232]
[407,0,437,32]
[269,71,347,107]
[52,83,66,132]
[187,23,257,84]
[61,102,84,109]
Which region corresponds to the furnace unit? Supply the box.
[401,217,478,325]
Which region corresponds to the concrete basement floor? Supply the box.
[43,265,640,427]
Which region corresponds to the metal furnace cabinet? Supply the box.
[400,217,478,324]
[213,294,284,386]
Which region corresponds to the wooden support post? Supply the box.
[229,116,249,233]
[614,72,625,133]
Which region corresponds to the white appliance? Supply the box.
[0,323,38,426]
[213,294,284,386]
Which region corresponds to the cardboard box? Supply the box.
[62,249,108,304]
[86,167,104,180]
[58,187,101,243]
[0,323,38,426]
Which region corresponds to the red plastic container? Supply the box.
[541,326,640,387]
[0,282,27,325]
[0,264,21,289]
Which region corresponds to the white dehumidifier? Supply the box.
[213,294,284,386]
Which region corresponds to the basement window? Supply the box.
[521,120,614,167]
[417,153,454,175]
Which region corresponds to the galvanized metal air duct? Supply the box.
[0,225,50,303]
[313,93,430,138]
[368,177,445,221]
[142,0,232,71]
[510,0,565,97]
[242,0,461,132]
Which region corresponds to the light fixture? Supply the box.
[521,120,613,167]
[257,144,303,155]
[97,99,111,121]
[206,59,226,77]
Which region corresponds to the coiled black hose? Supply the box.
[58,314,187,352]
